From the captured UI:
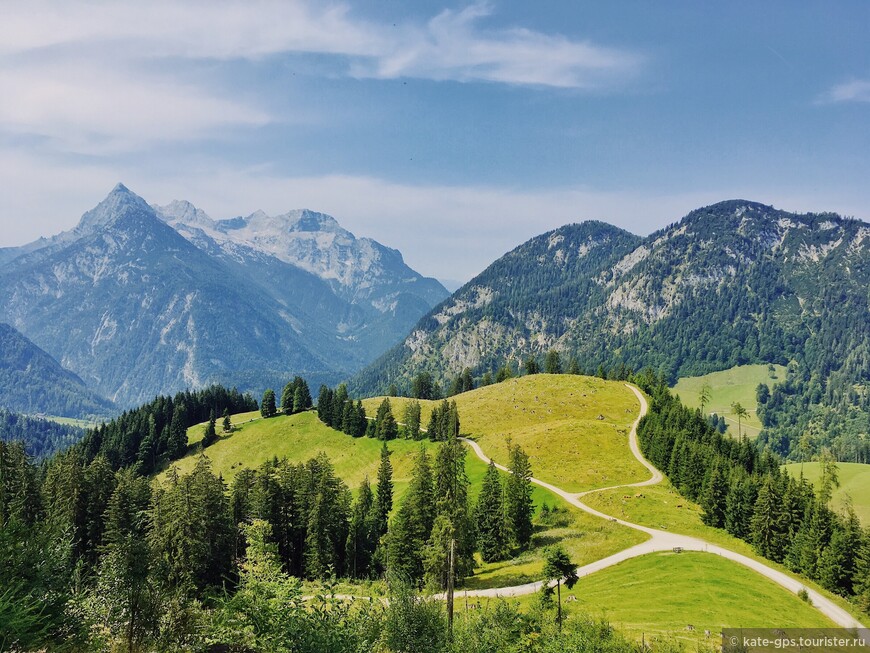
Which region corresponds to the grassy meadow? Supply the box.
[363,374,649,492]
[783,461,870,525]
[672,364,786,437]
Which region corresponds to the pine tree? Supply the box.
[700,461,727,527]
[375,398,398,441]
[222,407,232,433]
[567,357,581,375]
[316,385,332,425]
[166,402,188,460]
[475,461,506,562]
[495,365,513,383]
[202,409,217,448]
[506,443,534,549]
[542,545,578,632]
[261,389,277,418]
[386,500,420,583]
[402,401,422,440]
[375,443,393,536]
[345,477,376,579]
[425,436,474,589]
[544,350,562,374]
[750,475,787,561]
[280,381,296,415]
[524,357,540,375]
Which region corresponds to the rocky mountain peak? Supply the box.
[74,183,155,236]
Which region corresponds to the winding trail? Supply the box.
[459,383,865,630]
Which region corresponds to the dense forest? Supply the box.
[633,370,870,615]
[0,409,83,459]
[76,384,258,475]
[0,322,114,420]
[1,378,545,652]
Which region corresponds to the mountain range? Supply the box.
[0,184,448,408]
[352,200,869,458]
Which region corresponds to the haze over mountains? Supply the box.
[0,184,448,409]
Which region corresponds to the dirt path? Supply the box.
[459,383,865,629]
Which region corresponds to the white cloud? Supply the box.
[0,1,641,89]
[0,63,269,153]
[819,79,870,104]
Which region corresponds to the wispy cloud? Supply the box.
[819,79,870,104]
[1,1,642,88]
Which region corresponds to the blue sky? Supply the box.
[0,1,867,281]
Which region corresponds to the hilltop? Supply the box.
[352,200,870,461]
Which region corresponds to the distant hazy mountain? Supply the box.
[0,184,448,406]
[0,322,113,419]
[352,201,869,458]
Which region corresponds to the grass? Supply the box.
[581,480,869,625]
[363,375,649,493]
[160,376,649,592]
[672,364,786,437]
[565,552,833,640]
[160,411,431,502]
[38,415,99,429]
[783,462,870,525]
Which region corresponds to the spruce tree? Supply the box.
[202,410,217,448]
[544,350,562,374]
[375,398,398,441]
[750,475,787,561]
[375,443,394,536]
[222,407,232,433]
[166,402,188,460]
[475,461,506,562]
[260,389,277,418]
[506,443,534,549]
[280,381,296,415]
[345,477,376,579]
[700,461,727,527]
[402,400,421,440]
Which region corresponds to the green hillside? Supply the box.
[363,374,648,492]
[783,462,870,525]
[672,363,786,437]
[567,552,834,640]
[582,480,867,624]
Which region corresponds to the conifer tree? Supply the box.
[402,400,422,440]
[202,409,217,448]
[750,474,787,561]
[260,389,277,418]
[700,461,727,527]
[495,365,513,383]
[506,443,534,549]
[375,443,393,536]
[166,401,188,460]
[524,357,540,375]
[375,398,398,441]
[345,477,376,579]
[317,385,332,425]
[542,545,578,632]
[475,461,506,562]
[222,408,232,433]
[280,381,296,415]
[544,350,562,374]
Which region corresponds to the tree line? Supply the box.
[634,371,870,616]
[76,384,258,474]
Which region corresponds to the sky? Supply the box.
[0,1,868,283]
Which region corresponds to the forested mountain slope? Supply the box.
[353,201,870,460]
[0,322,113,419]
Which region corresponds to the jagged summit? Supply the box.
[74,183,155,235]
